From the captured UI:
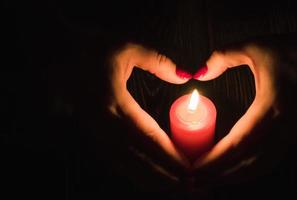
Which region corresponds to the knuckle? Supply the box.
[108,102,121,118]
[156,53,168,66]
[212,50,224,59]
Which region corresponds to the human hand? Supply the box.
[106,43,193,179]
[193,36,297,184]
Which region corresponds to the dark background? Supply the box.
[2,0,297,199]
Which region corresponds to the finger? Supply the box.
[195,50,255,81]
[193,46,276,169]
[128,44,191,84]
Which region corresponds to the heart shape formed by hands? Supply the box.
[106,40,295,182]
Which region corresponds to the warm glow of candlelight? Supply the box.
[188,89,199,111]
[170,88,216,160]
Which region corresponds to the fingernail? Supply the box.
[193,66,208,80]
[176,68,192,79]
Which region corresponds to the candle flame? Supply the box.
[188,89,200,111]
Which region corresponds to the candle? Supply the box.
[169,89,217,161]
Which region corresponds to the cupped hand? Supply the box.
[193,36,297,184]
[106,43,192,178]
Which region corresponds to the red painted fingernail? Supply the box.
[193,66,208,79]
[176,68,192,79]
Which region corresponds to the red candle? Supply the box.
[170,89,217,161]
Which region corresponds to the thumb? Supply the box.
[195,50,254,81]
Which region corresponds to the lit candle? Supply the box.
[169,89,217,161]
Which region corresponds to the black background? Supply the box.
[3,0,297,199]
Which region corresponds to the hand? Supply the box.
[193,36,297,184]
[106,43,192,180]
